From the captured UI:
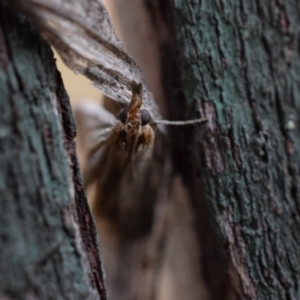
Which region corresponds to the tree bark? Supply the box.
[7,0,300,299]
[108,1,300,299]
[0,1,105,299]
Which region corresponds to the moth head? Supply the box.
[117,107,152,126]
[116,81,153,156]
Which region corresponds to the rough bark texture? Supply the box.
[0,2,105,299]
[6,0,300,298]
[167,2,300,299]
[111,0,300,300]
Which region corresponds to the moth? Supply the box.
[75,81,206,236]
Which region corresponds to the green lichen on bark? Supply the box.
[169,0,300,299]
[0,2,103,299]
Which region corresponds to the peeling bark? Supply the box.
[0,2,105,299]
[11,0,161,121]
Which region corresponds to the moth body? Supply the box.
[75,81,155,237]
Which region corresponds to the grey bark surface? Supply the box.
[0,2,105,299]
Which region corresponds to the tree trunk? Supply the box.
[105,1,300,299]
[0,1,105,299]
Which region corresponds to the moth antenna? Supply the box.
[153,118,207,126]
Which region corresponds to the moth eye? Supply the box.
[118,107,129,124]
[141,109,151,126]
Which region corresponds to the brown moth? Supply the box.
[75,81,157,236]
[75,81,206,237]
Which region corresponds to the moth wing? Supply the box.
[74,100,116,170]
